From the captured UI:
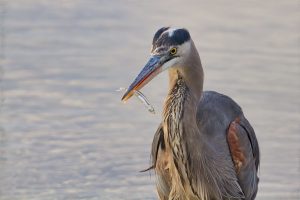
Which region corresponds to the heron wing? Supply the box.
[227,116,260,200]
[151,124,165,168]
[151,124,171,199]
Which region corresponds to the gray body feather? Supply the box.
[151,90,259,200]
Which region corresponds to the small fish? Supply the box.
[133,90,155,114]
[117,87,155,114]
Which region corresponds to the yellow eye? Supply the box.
[170,47,177,55]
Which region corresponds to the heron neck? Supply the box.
[163,70,200,125]
[166,41,204,113]
[162,41,204,145]
[169,41,204,102]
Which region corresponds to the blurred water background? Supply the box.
[0,0,299,199]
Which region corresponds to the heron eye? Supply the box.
[170,47,177,55]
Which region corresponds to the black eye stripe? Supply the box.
[152,28,190,50]
[169,29,190,45]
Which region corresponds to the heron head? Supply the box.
[122,27,192,102]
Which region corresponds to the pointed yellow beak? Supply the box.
[121,55,163,102]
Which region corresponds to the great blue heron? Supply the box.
[122,27,259,200]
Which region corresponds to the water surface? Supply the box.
[0,1,299,199]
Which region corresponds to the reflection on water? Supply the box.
[0,1,299,199]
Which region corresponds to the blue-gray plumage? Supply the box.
[122,27,259,200]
